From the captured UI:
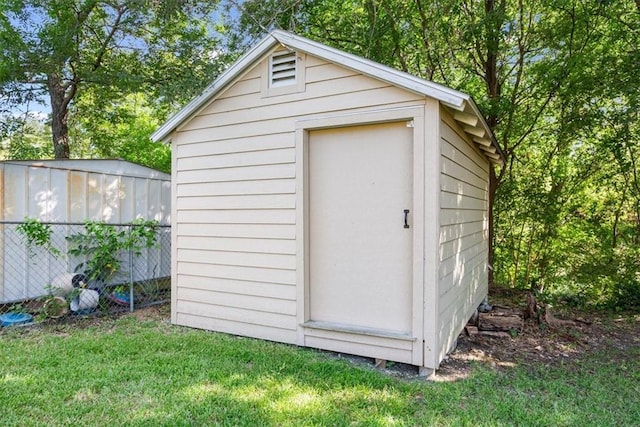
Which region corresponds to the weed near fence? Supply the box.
[0,219,170,325]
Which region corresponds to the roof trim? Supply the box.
[151,33,278,144]
[272,30,467,109]
[151,30,504,164]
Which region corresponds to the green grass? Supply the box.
[1,314,639,426]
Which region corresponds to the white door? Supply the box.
[308,121,413,334]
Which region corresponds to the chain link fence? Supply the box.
[0,220,170,327]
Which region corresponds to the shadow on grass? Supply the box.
[1,315,639,426]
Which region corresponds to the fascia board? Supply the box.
[275,30,505,162]
[152,29,503,165]
[462,98,506,163]
[272,30,467,109]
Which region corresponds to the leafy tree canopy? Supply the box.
[0,0,228,162]
[227,0,640,309]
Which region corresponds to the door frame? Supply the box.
[294,106,426,366]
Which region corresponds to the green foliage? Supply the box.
[0,0,226,159]
[0,113,53,160]
[16,217,61,258]
[2,1,638,309]
[228,0,640,310]
[70,92,171,172]
[7,302,26,314]
[66,219,159,288]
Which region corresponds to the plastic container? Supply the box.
[42,296,69,318]
[0,312,33,327]
[70,289,99,312]
[109,290,131,306]
[50,273,87,296]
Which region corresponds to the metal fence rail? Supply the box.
[0,221,170,326]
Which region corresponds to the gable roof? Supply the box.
[152,30,504,164]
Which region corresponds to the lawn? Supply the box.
[1,308,639,426]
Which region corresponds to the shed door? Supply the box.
[309,121,413,334]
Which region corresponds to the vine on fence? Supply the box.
[16,217,61,258]
[4,218,166,320]
[66,219,159,288]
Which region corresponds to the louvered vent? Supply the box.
[270,50,297,87]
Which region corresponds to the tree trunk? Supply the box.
[488,164,498,285]
[48,73,71,159]
[484,0,503,286]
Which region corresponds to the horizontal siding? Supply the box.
[216,76,260,100]
[179,275,296,300]
[176,117,294,145]
[175,312,297,344]
[178,194,296,210]
[304,334,414,364]
[188,87,419,134]
[177,262,296,286]
[176,148,295,171]
[194,74,395,125]
[440,221,486,245]
[440,192,487,211]
[438,251,487,364]
[173,54,423,345]
[438,111,490,364]
[306,62,359,82]
[177,287,296,316]
[176,209,295,225]
[177,248,295,270]
[439,209,486,226]
[441,158,486,191]
[439,240,487,279]
[178,236,295,255]
[439,229,485,262]
[441,174,486,201]
[439,249,488,303]
[176,133,293,158]
[441,136,488,177]
[177,300,295,331]
[176,164,296,185]
[440,115,489,173]
[437,283,486,362]
[177,179,296,197]
[304,326,414,350]
[178,223,295,240]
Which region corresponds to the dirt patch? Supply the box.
[435,290,640,382]
[320,289,640,381]
[125,303,171,322]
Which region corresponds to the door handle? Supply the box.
[404,209,410,228]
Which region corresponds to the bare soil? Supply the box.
[434,288,640,382]
[316,288,640,381]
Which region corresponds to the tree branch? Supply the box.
[92,5,127,72]
[500,0,531,151]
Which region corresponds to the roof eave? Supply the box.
[152,29,505,166]
[272,30,467,109]
[151,33,282,143]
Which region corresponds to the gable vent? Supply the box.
[270,50,297,87]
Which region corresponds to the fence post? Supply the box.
[129,224,134,313]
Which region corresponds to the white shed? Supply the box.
[0,159,171,302]
[152,31,504,373]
